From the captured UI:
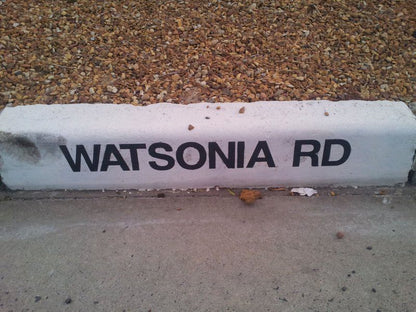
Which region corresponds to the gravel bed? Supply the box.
[0,0,415,108]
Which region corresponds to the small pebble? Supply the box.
[106,85,118,94]
[336,232,344,239]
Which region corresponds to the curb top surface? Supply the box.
[1,101,415,136]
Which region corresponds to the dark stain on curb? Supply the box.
[0,131,41,164]
[0,131,66,164]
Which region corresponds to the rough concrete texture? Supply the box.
[0,187,415,312]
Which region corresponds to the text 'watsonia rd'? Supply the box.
[59,139,351,172]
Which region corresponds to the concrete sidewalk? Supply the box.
[0,187,415,312]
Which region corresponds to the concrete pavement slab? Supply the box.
[0,187,415,312]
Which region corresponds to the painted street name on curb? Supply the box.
[59,139,351,172]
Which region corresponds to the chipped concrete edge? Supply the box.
[0,176,7,191]
[408,149,416,185]
[0,108,6,191]
[407,101,416,185]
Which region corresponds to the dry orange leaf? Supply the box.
[239,189,262,204]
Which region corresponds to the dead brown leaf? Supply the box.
[239,189,262,204]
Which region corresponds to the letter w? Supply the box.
[59,145,101,172]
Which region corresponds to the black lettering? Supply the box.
[247,141,276,168]
[148,142,175,171]
[293,140,321,167]
[321,139,351,166]
[208,142,235,169]
[120,144,146,171]
[176,142,206,170]
[59,144,101,172]
[100,144,129,171]
[237,141,245,168]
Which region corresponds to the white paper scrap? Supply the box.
[291,187,318,197]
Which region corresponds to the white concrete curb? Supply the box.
[0,101,415,190]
